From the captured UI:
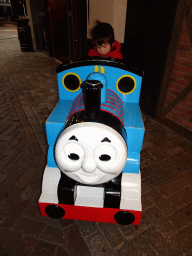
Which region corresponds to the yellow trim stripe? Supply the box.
[100,66,105,74]
[94,66,99,72]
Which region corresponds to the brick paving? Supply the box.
[0,24,192,256]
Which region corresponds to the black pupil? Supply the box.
[68,153,79,160]
[64,75,80,91]
[118,77,135,93]
[99,154,111,161]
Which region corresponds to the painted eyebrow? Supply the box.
[69,135,78,141]
[101,137,111,143]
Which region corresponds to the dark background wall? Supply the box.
[123,0,180,117]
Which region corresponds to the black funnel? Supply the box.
[81,80,103,119]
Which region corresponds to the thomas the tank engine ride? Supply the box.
[38,58,145,225]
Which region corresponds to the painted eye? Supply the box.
[68,153,79,160]
[64,143,84,161]
[99,154,111,161]
[95,145,116,162]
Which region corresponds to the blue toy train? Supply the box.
[39,58,145,225]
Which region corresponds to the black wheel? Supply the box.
[45,204,65,219]
[114,211,135,225]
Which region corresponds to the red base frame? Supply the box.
[38,202,142,225]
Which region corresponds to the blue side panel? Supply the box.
[123,151,140,174]
[47,100,74,123]
[124,102,145,152]
[47,146,57,167]
[46,100,73,167]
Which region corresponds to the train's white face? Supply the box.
[55,122,127,185]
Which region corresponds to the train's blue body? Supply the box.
[39,58,145,225]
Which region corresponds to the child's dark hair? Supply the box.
[90,21,115,46]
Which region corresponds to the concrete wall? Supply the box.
[165,19,192,131]
[87,0,127,43]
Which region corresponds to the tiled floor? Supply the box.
[0,24,192,256]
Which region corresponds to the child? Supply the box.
[88,21,123,60]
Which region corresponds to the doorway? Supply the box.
[46,0,87,62]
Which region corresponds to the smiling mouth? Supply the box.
[76,173,103,183]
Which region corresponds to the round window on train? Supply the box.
[116,75,136,94]
[62,73,81,92]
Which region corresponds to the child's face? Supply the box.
[96,42,112,56]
